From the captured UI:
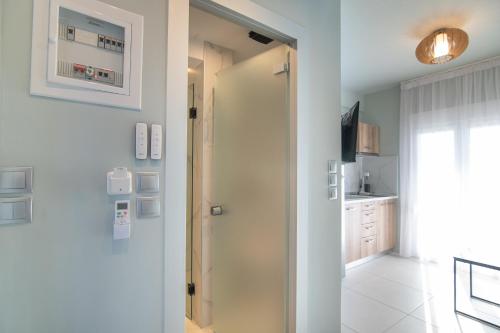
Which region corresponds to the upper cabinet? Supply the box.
[357,122,380,155]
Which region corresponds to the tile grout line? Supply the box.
[380,313,410,333]
[344,281,430,315]
[341,322,361,333]
[344,286,411,315]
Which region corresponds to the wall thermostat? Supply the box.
[107,167,132,195]
[113,199,130,240]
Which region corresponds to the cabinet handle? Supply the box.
[365,239,374,243]
[364,226,374,230]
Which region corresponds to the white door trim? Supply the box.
[164,1,309,332]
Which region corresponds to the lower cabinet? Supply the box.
[345,204,361,263]
[377,200,396,252]
[345,199,397,264]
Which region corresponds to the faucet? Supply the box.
[359,172,370,194]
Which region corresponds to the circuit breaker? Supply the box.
[56,7,125,88]
[31,0,144,109]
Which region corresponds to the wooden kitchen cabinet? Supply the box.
[345,203,361,263]
[357,122,380,155]
[345,198,397,264]
[376,199,396,252]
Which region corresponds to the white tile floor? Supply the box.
[342,254,500,333]
[186,254,500,333]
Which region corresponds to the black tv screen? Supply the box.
[341,101,359,163]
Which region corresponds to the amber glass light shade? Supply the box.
[416,28,469,65]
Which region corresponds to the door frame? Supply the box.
[164,1,309,332]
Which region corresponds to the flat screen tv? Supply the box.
[341,101,359,163]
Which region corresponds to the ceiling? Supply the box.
[189,7,281,64]
[342,0,500,94]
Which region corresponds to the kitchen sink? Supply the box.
[345,194,393,200]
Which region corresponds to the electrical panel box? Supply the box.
[31,0,144,110]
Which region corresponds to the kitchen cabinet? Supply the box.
[345,198,396,264]
[345,203,361,263]
[377,199,396,252]
[357,122,380,155]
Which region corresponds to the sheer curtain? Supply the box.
[400,57,500,263]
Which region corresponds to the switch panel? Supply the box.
[136,196,161,218]
[328,160,337,174]
[328,174,337,187]
[0,197,32,225]
[328,187,338,201]
[151,124,162,160]
[0,167,33,194]
[136,172,160,193]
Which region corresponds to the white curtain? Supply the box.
[399,57,500,262]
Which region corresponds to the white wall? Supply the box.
[250,1,342,332]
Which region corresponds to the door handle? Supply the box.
[211,205,223,216]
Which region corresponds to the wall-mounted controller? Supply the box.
[113,200,131,240]
[151,124,162,160]
[107,167,132,195]
[136,123,148,160]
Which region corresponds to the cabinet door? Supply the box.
[357,122,370,153]
[377,200,396,252]
[357,122,380,154]
[345,203,361,263]
[361,235,377,257]
[371,125,380,155]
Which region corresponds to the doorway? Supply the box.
[185,5,295,333]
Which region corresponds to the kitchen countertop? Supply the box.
[344,194,398,204]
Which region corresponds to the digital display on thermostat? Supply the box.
[117,203,128,210]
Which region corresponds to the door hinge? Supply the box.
[189,107,197,119]
[273,62,289,75]
[187,283,196,296]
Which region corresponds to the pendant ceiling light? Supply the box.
[416,28,469,64]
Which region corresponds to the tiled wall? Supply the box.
[343,155,398,195]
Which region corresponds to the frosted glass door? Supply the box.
[212,45,290,333]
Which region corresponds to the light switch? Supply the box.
[0,167,32,193]
[328,160,337,174]
[136,197,161,218]
[0,203,14,220]
[136,172,160,193]
[328,187,338,201]
[328,174,337,187]
[0,197,32,225]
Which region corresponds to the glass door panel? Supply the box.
[212,45,290,333]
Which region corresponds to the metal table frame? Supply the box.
[454,256,500,329]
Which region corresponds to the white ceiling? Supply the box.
[342,0,500,94]
[189,7,281,64]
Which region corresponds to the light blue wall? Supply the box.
[362,86,401,156]
[0,1,166,332]
[341,89,364,114]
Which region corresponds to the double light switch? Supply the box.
[0,197,32,225]
[0,167,33,225]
